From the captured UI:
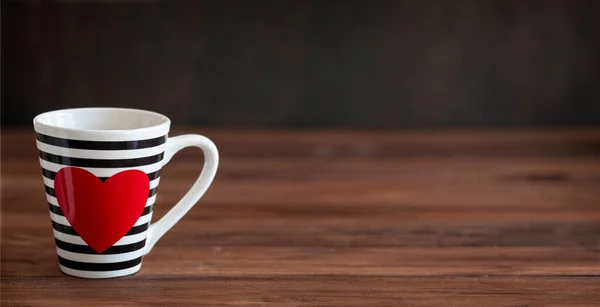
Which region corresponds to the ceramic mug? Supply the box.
[33,107,219,278]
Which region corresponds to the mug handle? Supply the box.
[144,134,219,254]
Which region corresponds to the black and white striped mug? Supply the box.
[33,107,219,278]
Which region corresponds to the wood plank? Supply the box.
[2,276,599,306]
[3,245,599,278]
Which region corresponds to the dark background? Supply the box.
[2,0,599,129]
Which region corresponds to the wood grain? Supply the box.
[2,128,600,306]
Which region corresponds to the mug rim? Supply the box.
[33,107,171,135]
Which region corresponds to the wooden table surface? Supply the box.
[2,128,599,306]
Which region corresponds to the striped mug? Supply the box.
[33,107,219,279]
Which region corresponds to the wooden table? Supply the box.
[2,128,599,306]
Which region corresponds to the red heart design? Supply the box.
[54,167,150,253]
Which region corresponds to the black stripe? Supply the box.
[148,187,158,198]
[145,171,161,181]
[50,203,153,217]
[141,204,153,216]
[55,239,146,254]
[39,151,164,168]
[42,168,160,182]
[42,168,57,180]
[46,184,156,199]
[45,185,56,197]
[52,221,149,236]
[49,203,64,216]
[57,255,143,271]
[127,223,149,235]
[52,221,77,235]
[36,133,166,150]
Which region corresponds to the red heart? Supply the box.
[54,167,150,253]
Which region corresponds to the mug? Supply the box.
[33,107,219,279]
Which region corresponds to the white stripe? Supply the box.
[56,247,144,263]
[50,212,70,226]
[50,211,152,227]
[151,178,160,189]
[59,263,142,278]
[48,195,57,206]
[39,159,163,177]
[135,213,153,226]
[53,230,148,246]
[146,194,157,206]
[37,140,166,159]
[47,194,156,207]
[43,176,54,188]
[44,176,160,189]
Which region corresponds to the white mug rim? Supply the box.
[33,107,171,137]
